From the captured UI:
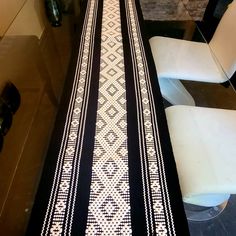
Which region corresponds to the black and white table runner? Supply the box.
[27,0,189,235]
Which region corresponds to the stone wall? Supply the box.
[140,0,209,21]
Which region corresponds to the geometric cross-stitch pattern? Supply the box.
[85,0,132,234]
[118,0,177,234]
[26,0,190,235]
[124,0,176,234]
[40,0,99,234]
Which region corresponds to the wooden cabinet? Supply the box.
[0,0,26,36]
[0,35,57,235]
[0,1,74,234]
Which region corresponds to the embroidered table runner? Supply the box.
[27,0,189,235]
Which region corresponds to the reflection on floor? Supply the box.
[183,81,236,110]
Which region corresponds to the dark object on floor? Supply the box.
[45,0,62,27]
[1,82,21,114]
[0,82,21,152]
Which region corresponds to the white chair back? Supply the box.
[209,0,236,79]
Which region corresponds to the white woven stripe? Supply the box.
[41,0,98,235]
[85,0,132,235]
[38,0,180,234]
[123,0,153,234]
[125,0,176,234]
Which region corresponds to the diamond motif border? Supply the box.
[41,0,99,234]
[85,0,132,234]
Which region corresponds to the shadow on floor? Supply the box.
[183,81,236,110]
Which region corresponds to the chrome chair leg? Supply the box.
[184,200,228,221]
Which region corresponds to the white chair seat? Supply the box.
[150,36,227,83]
[165,105,236,207]
[149,1,236,106]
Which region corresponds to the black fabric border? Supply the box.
[134,0,190,235]
[26,0,190,234]
[120,0,148,235]
[71,0,103,233]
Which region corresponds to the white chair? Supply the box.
[149,0,236,106]
[165,105,236,220]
